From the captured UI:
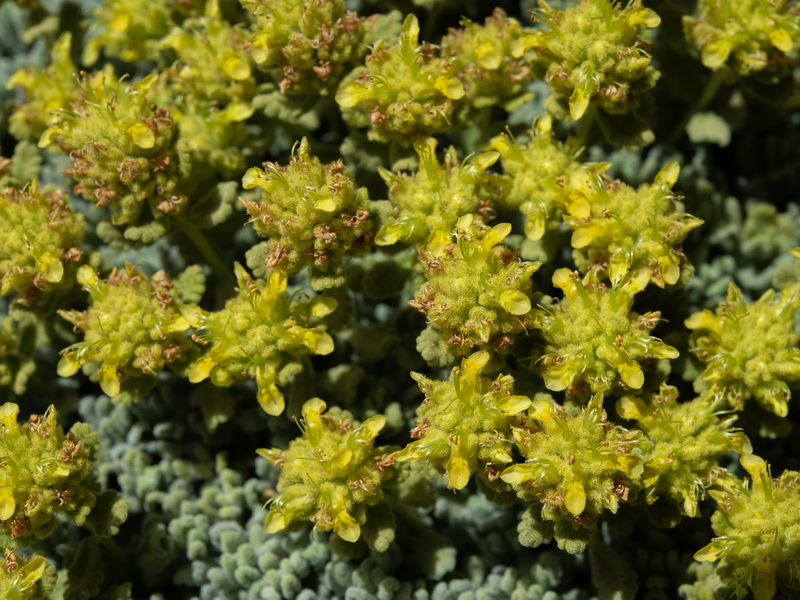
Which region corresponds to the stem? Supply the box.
[174,216,235,293]
[668,69,726,145]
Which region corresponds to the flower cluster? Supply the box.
[397,351,531,490]
[694,455,800,600]
[524,0,661,143]
[534,269,678,397]
[683,0,800,82]
[374,141,499,250]
[0,181,84,300]
[411,219,540,364]
[242,138,372,290]
[185,265,335,415]
[243,0,375,95]
[685,282,800,417]
[336,14,465,144]
[58,264,193,399]
[257,398,394,544]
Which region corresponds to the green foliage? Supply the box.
[502,394,643,553]
[58,264,193,399]
[525,0,661,144]
[242,138,372,290]
[411,219,540,364]
[396,351,531,490]
[616,385,749,517]
[0,180,84,300]
[374,140,499,250]
[257,398,394,544]
[683,0,800,83]
[534,269,677,396]
[563,161,703,288]
[685,282,800,417]
[185,265,336,415]
[0,402,127,548]
[243,0,374,95]
[695,455,800,600]
[336,14,465,144]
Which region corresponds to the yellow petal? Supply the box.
[222,55,251,81]
[769,29,793,53]
[498,395,531,415]
[569,86,591,121]
[127,122,155,149]
[434,76,465,100]
[264,509,287,533]
[693,539,725,563]
[57,353,81,378]
[0,403,19,431]
[446,452,470,490]
[76,264,98,288]
[188,356,215,383]
[654,161,680,187]
[498,289,531,315]
[313,197,337,212]
[333,511,361,543]
[0,486,15,520]
[241,167,264,190]
[356,414,386,441]
[37,254,64,283]
[564,479,587,515]
[616,355,644,389]
[99,364,120,397]
[257,383,285,416]
[615,396,648,421]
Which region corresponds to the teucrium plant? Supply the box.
[562,161,703,288]
[410,217,541,364]
[257,398,394,544]
[374,140,499,251]
[336,14,465,144]
[185,265,336,416]
[58,264,193,399]
[534,268,678,397]
[694,454,800,600]
[0,181,84,300]
[242,138,372,290]
[502,394,643,553]
[685,282,800,417]
[396,351,531,490]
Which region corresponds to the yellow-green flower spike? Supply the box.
[243,0,374,95]
[524,0,661,124]
[396,351,531,490]
[83,0,203,65]
[242,138,372,290]
[487,114,585,242]
[6,33,79,142]
[441,8,534,111]
[502,394,643,552]
[683,0,800,81]
[0,551,55,600]
[685,282,800,417]
[39,71,185,242]
[257,398,394,543]
[563,161,703,288]
[535,269,678,397]
[410,218,541,363]
[160,1,257,108]
[616,385,750,518]
[58,264,192,399]
[0,181,84,301]
[0,402,124,548]
[336,14,465,145]
[694,455,800,600]
[185,265,336,416]
[374,140,499,249]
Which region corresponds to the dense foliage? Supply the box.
[2,0,800,598]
